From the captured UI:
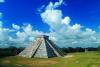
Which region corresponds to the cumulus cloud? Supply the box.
[71,24,81,31]
[14,24,44,46]
[0,22,45,48]
[40,0,100,47]
[62,16,71,25]
[41,0,71,32]
[12,24,20,30]
[0,22,9,41]
[0,0,100,48]
[41,9,62,30]
[0,22,15,48]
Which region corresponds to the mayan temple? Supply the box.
[18,35,64,58]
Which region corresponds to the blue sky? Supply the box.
[0,0,100,48]
[0,0,100,31]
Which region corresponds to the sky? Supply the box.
[0,0,100,48]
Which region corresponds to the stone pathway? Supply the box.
[64,55,73,58]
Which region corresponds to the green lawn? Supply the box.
[0,52,100,67]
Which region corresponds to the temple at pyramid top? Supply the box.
[38,35,49,39]
[18,35,64,58]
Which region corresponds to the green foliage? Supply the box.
[98,46,100,52]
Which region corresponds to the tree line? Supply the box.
[0,46,100,58]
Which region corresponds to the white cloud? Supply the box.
[0,23,11,41]
[12,24,20,30]
[41,0,71,31]
[0,21,99,48]
[16,31,26,42]
[0,22,45,47]
[14,24,45,47]
[0,21,3,27]
[40,0,100,48]
[54,0,63,8]
[23,24,33,35]
[0,12,3,19]
[38,5,45,12]
[29,37,35,42]
[41,9,62,30]
[62,16,71,25]
[84,28,96,35]
[49,36,56,41]
[0,0,5,3]
[0,0,100,48]
[71,24,81,31]
[86,28,95,33]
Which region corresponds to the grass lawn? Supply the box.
[0,51,100,67]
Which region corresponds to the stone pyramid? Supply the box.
[18,35,64,58]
